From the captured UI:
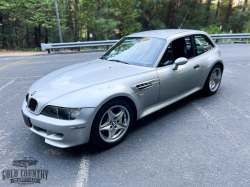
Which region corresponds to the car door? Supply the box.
[157,36,201,102]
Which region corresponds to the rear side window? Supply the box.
[194,35,214,55]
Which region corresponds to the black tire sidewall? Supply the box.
[90,99,134,148]
[203,64,222,95]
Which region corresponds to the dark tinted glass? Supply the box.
[184,36,194,59]
[158,36,195,67]
[158,44,173,67]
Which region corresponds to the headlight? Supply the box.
[41,106,82,120]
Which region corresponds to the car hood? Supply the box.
[28,59,151,108]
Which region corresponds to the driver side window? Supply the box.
[158,43,173,67]
[158,36,194,67]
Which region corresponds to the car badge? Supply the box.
[31,91,37,96]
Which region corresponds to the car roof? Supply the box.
[127,29,203,39]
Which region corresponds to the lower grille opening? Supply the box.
[32,125,63,140]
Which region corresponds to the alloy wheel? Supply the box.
[99,105,130,143]
[209,68,222,92]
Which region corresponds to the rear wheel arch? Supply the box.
[215,61,224,73]
[202,61,224,88]
[202,64,223,95]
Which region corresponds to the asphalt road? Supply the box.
[0,44,250,187]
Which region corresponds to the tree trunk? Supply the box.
[225,0,233,26]
[45,28,48,43]
[74,0,78,37]
[215,0,220,18]
[0,15,6,49]
[239,0,248,32]
[205,0,211,25]
[34,26,39,48]
[170,1,178,28]
[38,24,41,46]
[14,27,18,49]
[164,0,173,28]
[26,23,30,47]
[87,29,90,41]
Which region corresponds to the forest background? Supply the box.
[0,0,249,51]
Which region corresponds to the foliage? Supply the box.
[0,0,250,50]
[201,26,221,34]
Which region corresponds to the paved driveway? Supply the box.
[0,44,250,186]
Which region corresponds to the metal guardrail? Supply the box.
[210,33,250,39]
[41,40,119,52]
[41,33,250,53]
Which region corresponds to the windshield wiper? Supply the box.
[107,59,130,65]
[102,55,107,60]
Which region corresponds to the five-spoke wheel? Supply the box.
[203,64,223,95]
[91,100,133,148]
[99,106,130,142]
[209,67,222,92]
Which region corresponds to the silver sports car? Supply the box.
[22,29,224,148]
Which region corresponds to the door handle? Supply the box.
[194,64,200,69]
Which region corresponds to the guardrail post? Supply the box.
[47,49,51,54]
[229,30,233,43]
[215,33,218,43]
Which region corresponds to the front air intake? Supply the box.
[28,98,38,111]
[26,93,29,104]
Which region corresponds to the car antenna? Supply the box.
[179,10,189,29]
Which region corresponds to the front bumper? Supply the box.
[22,101,99,148]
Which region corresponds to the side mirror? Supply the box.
[173,57,188,70]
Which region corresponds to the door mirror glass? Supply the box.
[173,57,188,70]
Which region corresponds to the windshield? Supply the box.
[102,37,166,67]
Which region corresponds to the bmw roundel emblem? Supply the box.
[31,91,37,96]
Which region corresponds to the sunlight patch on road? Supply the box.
[0,58,34,71]
[0,80,15,92]
[76,155,89,187]
[4,75,44,80]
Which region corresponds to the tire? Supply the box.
[90,99,134,148]
[202,64,222,96]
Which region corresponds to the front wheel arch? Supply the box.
[90,99,135,148]
[99,96,137,122]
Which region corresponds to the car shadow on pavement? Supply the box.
[61,91,205,156]
[131,91,203,133]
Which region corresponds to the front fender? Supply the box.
[44,69,159,116]
[47,83,134,109]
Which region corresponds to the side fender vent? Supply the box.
[131,78,159,91]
